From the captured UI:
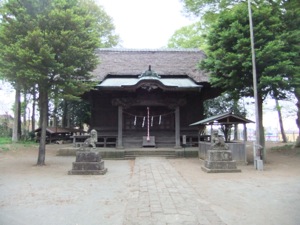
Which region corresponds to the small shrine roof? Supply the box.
[189,112,254,126]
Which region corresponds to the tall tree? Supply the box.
[168,22,207,50]
[200,1,296,160]
[182,0,300,146]
[282,0,300,147]
[180,0,242,23]
[0,0,118,165]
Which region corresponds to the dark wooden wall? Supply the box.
[89,89,205,136]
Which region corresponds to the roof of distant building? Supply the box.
[0,114,13,120]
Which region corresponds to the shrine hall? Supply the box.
[82,48,221,149]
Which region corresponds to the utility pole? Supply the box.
[247,0,265,163]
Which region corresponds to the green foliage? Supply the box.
[68,100,91,127]
[181,1,300,95]
[0,0,118,97]
[56,99,91,128]
[0,125,12,137]
[204,93,246,117]
[204,93,247,142]
[168,22,208,50]
[281,0,300,91]
[270,144,296,152]
[180,0,242,22]
[180,0,300,148]
[200,1,295,100]
[0,139,37,152]
[0,137,12,145]
[0,0,119,164]
[80,0,119,48]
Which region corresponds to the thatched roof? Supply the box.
[92,48,209,83]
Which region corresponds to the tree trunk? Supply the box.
[53,87,59,127]
[62,100,68,128]
[67,105,71,128]
[37,86,48,166]
[23,92,28,138]
[17,91,22,139]
[12,84,21,142]
[31,87,36,132]
[23,93,26,136]
[275,99,287,142]
[258,94,266,161]
[294,88,300,147]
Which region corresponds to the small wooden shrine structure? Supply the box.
[189,112,254,162]
[35,127,84,143]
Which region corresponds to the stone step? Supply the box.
[71,161,105,170]
[123,139,175,148]
[123,136,175,146]
[124,150,177,159]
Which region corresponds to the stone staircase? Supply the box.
[123,132,175,148]
[124,149,177,160]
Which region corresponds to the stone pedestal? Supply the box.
[142,136,156,147]
[68,150,107,175]
[202,150,241,173]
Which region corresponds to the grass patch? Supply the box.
[0,137,38,152]
[19,140,37,147]
[0,137,12,145]
[270,143,300,155]
[0,146,10,151]
[270,144,294,151]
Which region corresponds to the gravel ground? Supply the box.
[0,142,299,225]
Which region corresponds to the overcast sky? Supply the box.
[95,0,194,48]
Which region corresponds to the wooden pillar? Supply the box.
[175,106,181,148]
[243,123,248,164]
[210,125,213,144]
[243,123,247,141]
[117,105,123,148]
[234,124,238,140]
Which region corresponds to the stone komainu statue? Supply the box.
[211,130,229,150]
[84,129,98,149]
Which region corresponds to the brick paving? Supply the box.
[123,157,226,225]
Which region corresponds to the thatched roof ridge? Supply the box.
[92,48,209,83]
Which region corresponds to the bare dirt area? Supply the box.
[0,142,300,225]
[0,143,132,225]
[169,142,300,225]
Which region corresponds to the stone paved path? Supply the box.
[123,157,226,225]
